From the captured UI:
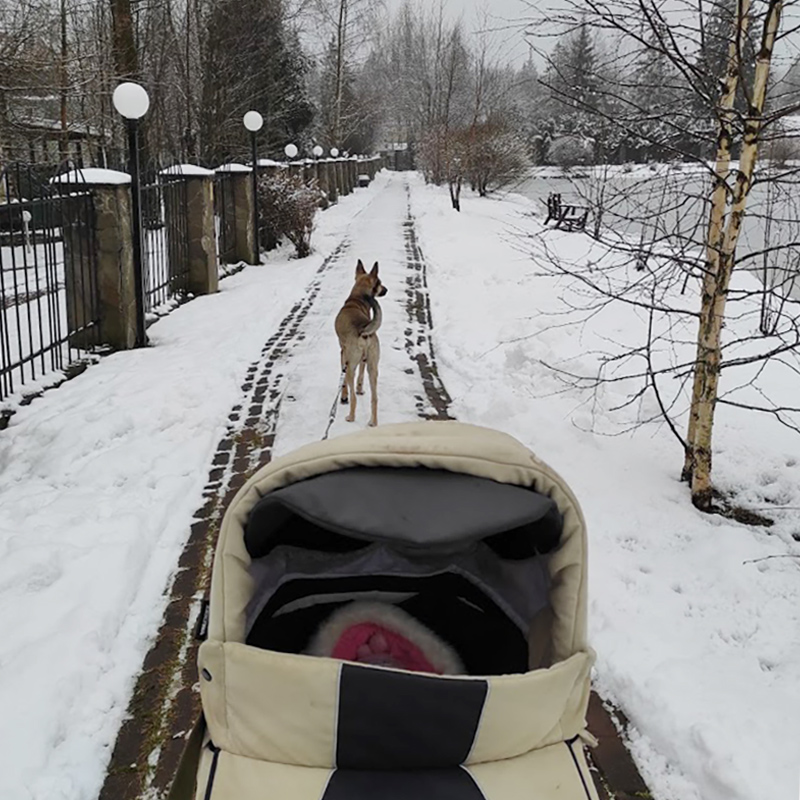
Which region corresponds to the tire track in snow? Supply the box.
[402,182,455,421]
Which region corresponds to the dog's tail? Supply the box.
[360,297,382,337]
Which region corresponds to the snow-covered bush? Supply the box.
[466,121,530,196]
[257,171,323,258]
[548,136,592,167]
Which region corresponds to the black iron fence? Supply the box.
[141,168,191,314]
[1,153,387,403]
[215,169,242,267]
[1,163,100,402]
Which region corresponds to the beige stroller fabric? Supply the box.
[192,421,598,800]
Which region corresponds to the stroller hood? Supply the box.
[193,421,597,800]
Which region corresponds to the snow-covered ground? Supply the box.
[409,174,800,800]
[0,170,797,800]
[0,180,380,800]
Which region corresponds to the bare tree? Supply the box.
[522,0,800,514]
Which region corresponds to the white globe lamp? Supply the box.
[243,111,263,132]
[113,82,150,120]
[284,143,299,159]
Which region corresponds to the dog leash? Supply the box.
[322,367,346,441]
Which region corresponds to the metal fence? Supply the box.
[1,163,100,402]
[215,171,241,266]
[141,168,191,313]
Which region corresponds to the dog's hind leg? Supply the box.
[356,356,366,395]
[340,349,349,404]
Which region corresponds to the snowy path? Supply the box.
[272,175,452,459]
[97,173,465,799]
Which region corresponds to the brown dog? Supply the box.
[335,260,388,427]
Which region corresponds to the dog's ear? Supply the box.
[356,260,366,275]
[370,262,379,276]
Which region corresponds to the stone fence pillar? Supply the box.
[329,159,340,198]
[338,159,351,196]
[57,170,138,350]
[324,159,338,205]
[215,163,256,265]
[315,159,331,208]
[303,159,317,187]
[161,165,219,297]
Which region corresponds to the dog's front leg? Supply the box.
[367,340,379,427]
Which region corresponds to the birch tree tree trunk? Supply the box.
[682,0,751,485]
[688,0,785,509]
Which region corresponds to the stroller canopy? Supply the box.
[194,421,598,800]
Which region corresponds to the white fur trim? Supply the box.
[306,601,465,675]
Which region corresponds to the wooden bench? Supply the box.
[544,192,589,232]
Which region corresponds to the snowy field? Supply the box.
[0,170,797,800]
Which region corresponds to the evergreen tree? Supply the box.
[693,0,756,129]
[199,0,314,164]
[544,24,621,159]
[546,23,601,134]
[632,30,696,159]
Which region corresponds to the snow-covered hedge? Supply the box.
[257,172,323,258]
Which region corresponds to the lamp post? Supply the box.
[243,110,263,262]
[330,148,340,200]
[284,143,298,160]
[312,145,323,160]
[113,81,150,348]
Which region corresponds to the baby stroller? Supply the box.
[181,421,598,799]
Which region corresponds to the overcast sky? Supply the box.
[381,0,538,67]
[377,0,800,73]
